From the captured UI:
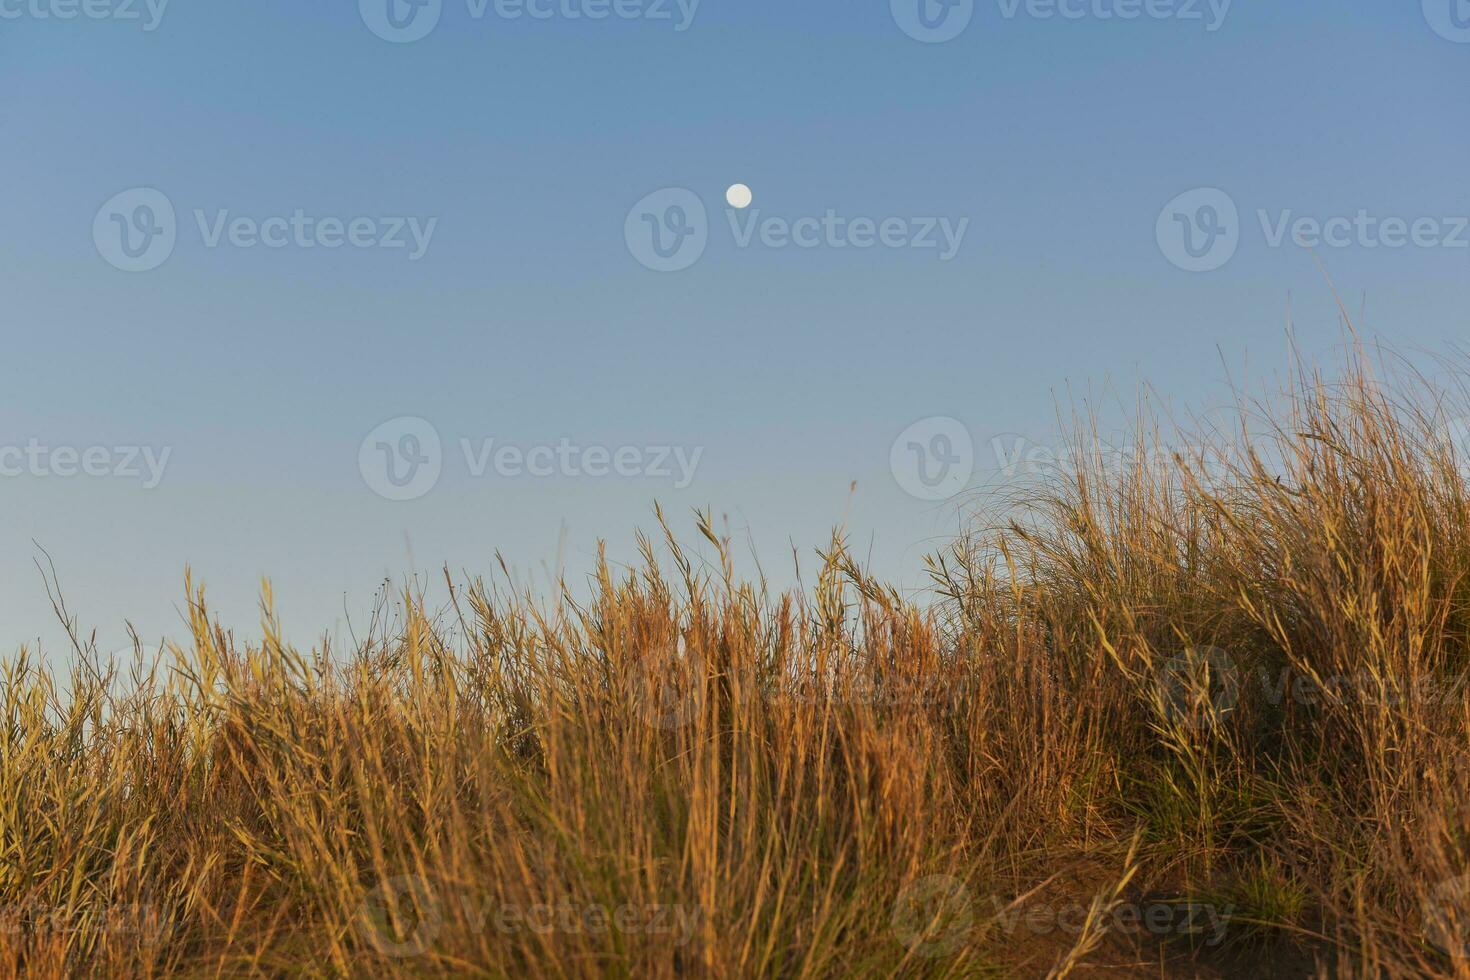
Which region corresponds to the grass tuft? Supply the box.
[6,342,1470,976]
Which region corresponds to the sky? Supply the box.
[2,0,1468,657]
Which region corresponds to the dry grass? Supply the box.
[6,342,1470,977]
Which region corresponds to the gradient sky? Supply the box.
[3,1,1468,657]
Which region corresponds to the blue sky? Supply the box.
[3,1,1468,655]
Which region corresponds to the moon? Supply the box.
[725,183,753,209]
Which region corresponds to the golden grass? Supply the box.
[6,343,1470,977]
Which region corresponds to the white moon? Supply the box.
[725,183,753,209]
